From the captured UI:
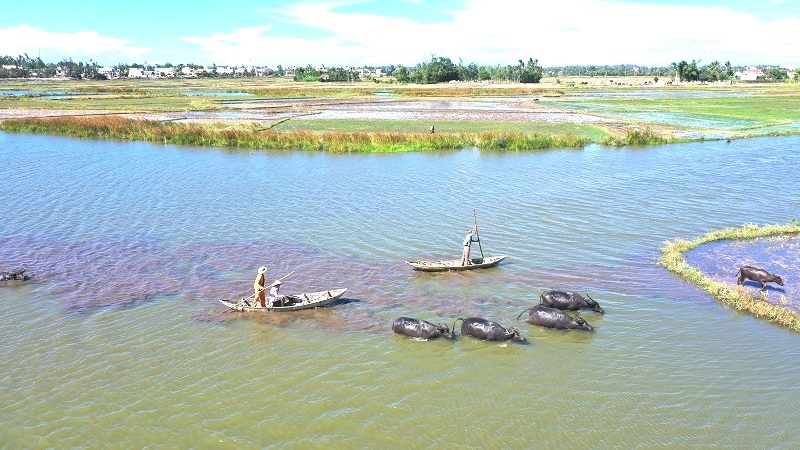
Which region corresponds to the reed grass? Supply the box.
[0,116,590,152]
[659,221,800,331]
[603,127,674,146]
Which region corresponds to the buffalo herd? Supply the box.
[392,290,604,343]
[392,264,789,344]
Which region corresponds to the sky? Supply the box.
[1,0,798,68]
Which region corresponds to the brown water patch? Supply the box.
[1,236,411,330]
[5,233,737,330]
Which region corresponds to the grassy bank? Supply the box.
[0,115,597,152]
[275,118,610,139]
[659,222,800,331]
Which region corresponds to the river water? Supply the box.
[1,131,799,447]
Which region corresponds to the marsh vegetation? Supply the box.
[2,77,799,151]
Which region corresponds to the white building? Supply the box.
[734,67,764,81]
[98,66,119,79]
[154,67,176,78]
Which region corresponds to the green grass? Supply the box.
[659,221,800,332]
[0,93,217,112]
[275,118,610,140]
[0,115,592,152]
[551,88,800,136]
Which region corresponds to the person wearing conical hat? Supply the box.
[253,266,267,307]
[269,279,286,306]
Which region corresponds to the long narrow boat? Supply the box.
[219,288,347,312]
[406,255,507,272]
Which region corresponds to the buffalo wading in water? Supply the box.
[736,265,784,291]
[453,317,528,343]
[517,305,594,331]
[392,317,454,340]
[0,268,30,281]
[540,290,604,313]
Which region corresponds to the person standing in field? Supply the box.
[430,124,435,134]
[253,266,267,307]
[460,227,479,265]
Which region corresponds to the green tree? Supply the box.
[293,65,321,82]
[673,61,688,82]
[519,58,543,83]
[723,61,734,79]
[426,56,459,83]
[685,60,700,81]
[394,65,409,83]
[763,67,788,82]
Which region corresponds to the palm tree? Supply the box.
[674,61,689,82]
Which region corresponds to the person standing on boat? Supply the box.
[460,227,479,266]
[253,266,267,307]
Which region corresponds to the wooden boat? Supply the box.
[406,255,507,272]
[219,288,347,312]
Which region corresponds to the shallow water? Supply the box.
[687,237,800,312]
[1,132,799,447]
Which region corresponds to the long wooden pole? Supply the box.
[473,209,484,260]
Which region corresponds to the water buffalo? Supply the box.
[517,305,594,331]
[540,290,604,313]
[392,317,454,340]
[454,317,527,343]
[0,268,30,281]
[736,265,784,291]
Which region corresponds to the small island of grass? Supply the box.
[659,221,800,331]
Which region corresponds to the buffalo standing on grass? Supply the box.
[392,317,454,340]
[540,290,604,313]
[736,265,784,291]
[518,305,594,331]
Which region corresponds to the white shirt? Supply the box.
[463,232,476,246]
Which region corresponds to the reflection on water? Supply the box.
[2,132,800,447]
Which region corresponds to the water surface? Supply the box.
[1,132,799,447]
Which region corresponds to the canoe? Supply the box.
[406,255,507,272]
[219,288,347,312]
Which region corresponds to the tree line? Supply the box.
[2,53,798,83]
[393,56,543,84]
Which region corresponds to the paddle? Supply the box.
[473,209,485,261]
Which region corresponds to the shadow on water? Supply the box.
[740,280,787,293]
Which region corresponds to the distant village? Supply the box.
[14,63,385,81]
[68,64,792,83]
[0,55,796,84]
